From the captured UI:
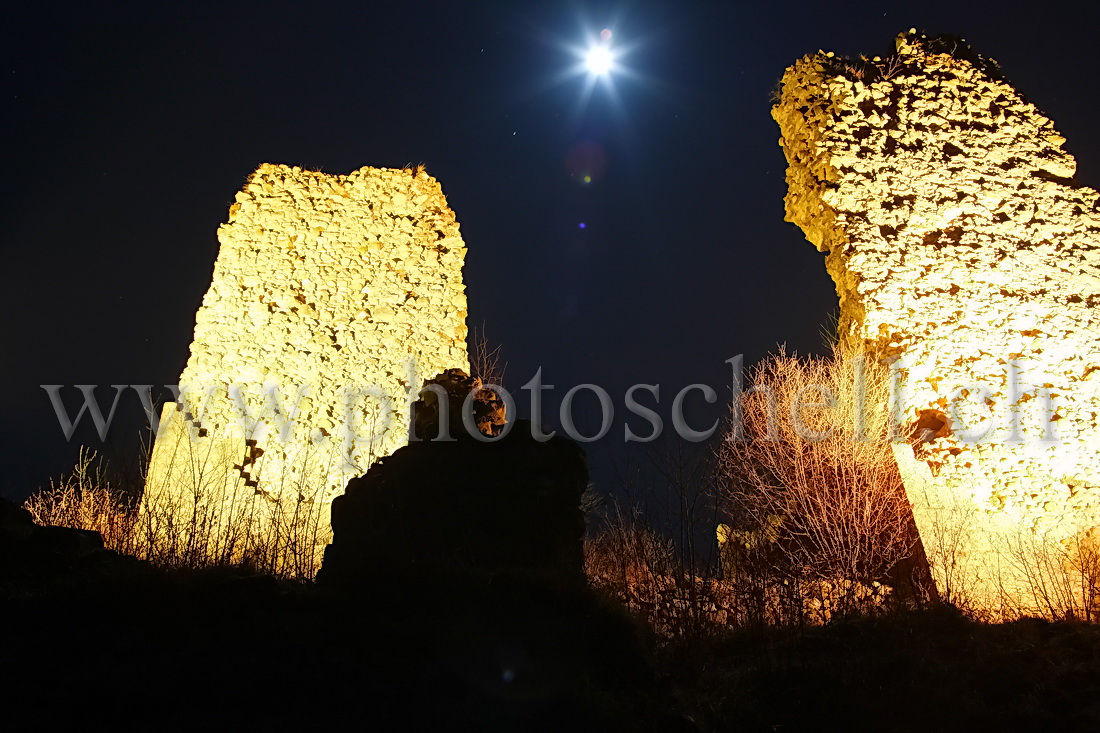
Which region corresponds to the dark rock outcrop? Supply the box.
[0,496,109,584]
[2,442,684,729]
[314,420,683,729]
[318,419,587,590]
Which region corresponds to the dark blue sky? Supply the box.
[3,0,1099,499]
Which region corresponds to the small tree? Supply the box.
[468,325,506,388]
[716,347,916,615]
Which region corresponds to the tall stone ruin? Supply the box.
[773,32,1100,614]
[143,164,469,561]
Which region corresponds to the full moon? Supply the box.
[584,45,614,76]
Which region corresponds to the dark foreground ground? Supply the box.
[4,542,1100,732]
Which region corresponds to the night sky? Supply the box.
[4,0,1099,500]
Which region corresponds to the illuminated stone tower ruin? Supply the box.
[143,164,469,559]
[773,32,1100,614]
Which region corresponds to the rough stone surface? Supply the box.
[773,32,1100,614]
[143,163,469,544]
[411,368,508,440]
[317,421,589,590]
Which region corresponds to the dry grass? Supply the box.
[136,427,337,578]
[584,500,893,636]
[996,525,1100,622]
[24,436,342,579]
[23,447,140,554]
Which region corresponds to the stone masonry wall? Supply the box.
[143,163,468,559]
[773,32,1100,615]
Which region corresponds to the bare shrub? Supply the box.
[716,347,916,617]
[586,500,676,590]
[907,488,982,616]
[1063,528,1100,620]
[468,324,506,388]
[997,525,1100,621]
[585,499,730,637]
[585,435,754,638]
[23,447,139,555]
[875,53,909,81]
